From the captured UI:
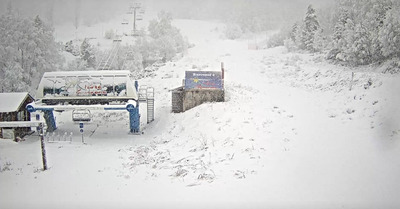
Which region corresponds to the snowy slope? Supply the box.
[1,18,400,209]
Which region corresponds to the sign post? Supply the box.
[79,122,85,144]
[39,123,47,170]
[0,121,47,171]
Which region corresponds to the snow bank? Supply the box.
[1,17,400,209]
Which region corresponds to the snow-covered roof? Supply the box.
[0,92,31,113]
[42,70,131,78]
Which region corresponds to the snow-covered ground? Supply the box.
[1,16,400,209]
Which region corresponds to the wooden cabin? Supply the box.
[0,92,34,139]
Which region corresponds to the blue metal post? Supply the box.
[135,80,139,92]
[26,104,57,132]
[43,110,57,132]
[127,104,140,134]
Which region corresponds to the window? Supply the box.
[17,111,25,121]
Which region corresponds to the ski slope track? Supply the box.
[1,19,400,209]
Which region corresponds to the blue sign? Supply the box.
[36,114,40,121]
[185,71,223,89]
[80,129,84,133]
[79,122,84,129]
[185,71,222,80]
[185,79,223,89]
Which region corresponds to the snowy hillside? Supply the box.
[1,17,400,209]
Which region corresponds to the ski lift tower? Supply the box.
[130,2,142,35]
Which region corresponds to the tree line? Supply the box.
[270,0,400,71]
[0,13,63,93]
[0,10,187,94]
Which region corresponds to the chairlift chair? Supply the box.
[121,19,129,25]
[72,109,92,122]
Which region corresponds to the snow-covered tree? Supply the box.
[284,5,322,52]
[312,28,325,52]
[224,23,243,40]
[332,7,349,50]
[290,23,299,42]
[327,0,398,65]
[80,38,96,69]
[291,22,305,50]
[65,40,80,56]
[147,11,186,63]
[3,64,29,92]
[349,23,371,65]
[379,7,400,59]
[302,5,321,52]
[66,58,86,71]
[148,11,173,39]
[120,46,144,79]
[0,13,63,93]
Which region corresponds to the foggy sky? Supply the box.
[0,0,334,28]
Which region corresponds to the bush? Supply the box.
[224,23,243,40]
[268,32,288,48]
[104,29,114,39]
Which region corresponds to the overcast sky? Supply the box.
[0,0,335,28]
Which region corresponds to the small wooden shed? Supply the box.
[0,92,34,139]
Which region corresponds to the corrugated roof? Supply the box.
[0,92,30,113]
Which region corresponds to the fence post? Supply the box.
[349,72,354,91]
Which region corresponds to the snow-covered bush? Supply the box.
[267,27,292,49]
[116,45,144,78]
[284,39,297,52]
[224,23,243,40]
[65,58,87,71]
[382,59,400,74]
[65,40,80,56]
[80,38,96,68]
[104,29,114,40]
[268,32,286,48]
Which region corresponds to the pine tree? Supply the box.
[363,0,393,62]
[312,28,325,52]
[351,23,371,65]
[379,7,400,59]
[302,5,321,52]
[290,23,299,42]
[332,7,349,50]
[80,38,96,69]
